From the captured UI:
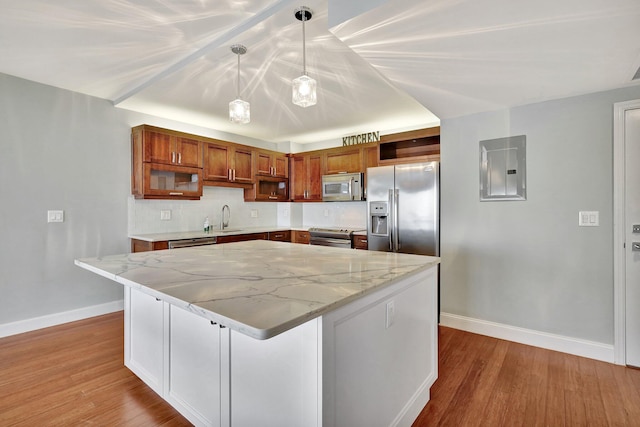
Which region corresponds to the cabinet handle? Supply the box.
[178,152,182,164]
[269,196,277,199]
[172,152,176,163]
[169,192,184,196]
[232,169,236,181]
[228,169,232,180]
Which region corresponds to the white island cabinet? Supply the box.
[76,240,439,427]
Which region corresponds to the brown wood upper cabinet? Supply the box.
[256,149,288,178]
[203,140,254,187]
[139,125,202,168]
[290,153,323,201]
[131,125,203,200]
[324,146,362,175]
[378,126,440,164]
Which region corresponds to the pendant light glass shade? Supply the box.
[292,74,316,108]
[229,44,250,124]
[292,7,316,108]
[229,98,250,124]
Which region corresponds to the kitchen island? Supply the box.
[75,240,440,427]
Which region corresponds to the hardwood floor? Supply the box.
[0,312,190,426]
[2,313,639,426]
[413,326,640,426]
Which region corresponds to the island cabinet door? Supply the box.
[229,319,320,427]
[166,305,223,427]
[125,288,167,397]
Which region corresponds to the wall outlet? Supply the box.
[160,210,171,221]
[250,209,258,218]
[47,210,64,223]
[385,300,395,329]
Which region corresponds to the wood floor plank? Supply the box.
[2,314,640,426]
[0,312,190,426]
[413,327,640,427]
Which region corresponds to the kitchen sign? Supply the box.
[342,131,380,146]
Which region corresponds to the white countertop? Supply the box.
[75,240,439,340]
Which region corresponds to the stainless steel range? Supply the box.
[308,227,365,248]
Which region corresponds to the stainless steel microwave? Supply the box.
[322,173,364,201]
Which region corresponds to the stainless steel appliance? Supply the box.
[308,227,364,248]
[168,236,217,249]
[367,162,439,256]
[322,173,364,201]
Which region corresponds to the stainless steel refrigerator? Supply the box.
[367,162,439,256]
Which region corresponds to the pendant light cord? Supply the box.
[237,52,241,98]
[302,13,307,76]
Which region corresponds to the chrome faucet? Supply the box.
[221,205,230,230]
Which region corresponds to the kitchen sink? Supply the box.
[219,229,242,233]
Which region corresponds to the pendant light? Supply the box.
[229,44,250,124]
[292,6,316,108]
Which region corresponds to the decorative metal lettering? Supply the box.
[342,131,380,146]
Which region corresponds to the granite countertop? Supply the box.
[129,226,295,242]
[75,240,439,340]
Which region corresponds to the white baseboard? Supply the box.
[0,300,124,339]
[440,312,614,364]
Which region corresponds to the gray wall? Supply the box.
[440,85,640,345]
[0,74,129,323]
[0,73,278,325]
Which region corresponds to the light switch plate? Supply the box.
[250,209,258,218]
[47,210,64,223]
[578,211,599,227]
[160,210,171,221]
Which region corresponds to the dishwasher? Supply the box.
[168,236,217,249]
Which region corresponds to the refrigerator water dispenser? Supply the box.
[370,201,389,236]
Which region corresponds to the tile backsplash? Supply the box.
[128,187,367,235]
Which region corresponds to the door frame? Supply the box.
[613,99,640,365]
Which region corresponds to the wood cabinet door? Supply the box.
[324,147,361,175]
[307,154,323,201]
[291,154,322,201]
[291,155,307,200]
[144,130,174,165]
[273,154,288,178]
[176,137,202,168]
[231,147,254,184]
[292,231,310,244]
[204,142,231,182]
[256,151,272,176]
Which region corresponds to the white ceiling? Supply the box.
[1,0,639,144]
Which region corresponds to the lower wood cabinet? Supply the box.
[216,232,268,244]
[291,230,310,244]
[131,239,169,253]
[353,234,368,250]
[268,230,291,242]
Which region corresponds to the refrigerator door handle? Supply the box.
[393,189,400,251]
[388,189,394,251]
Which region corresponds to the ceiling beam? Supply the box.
[112,0,297,105]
